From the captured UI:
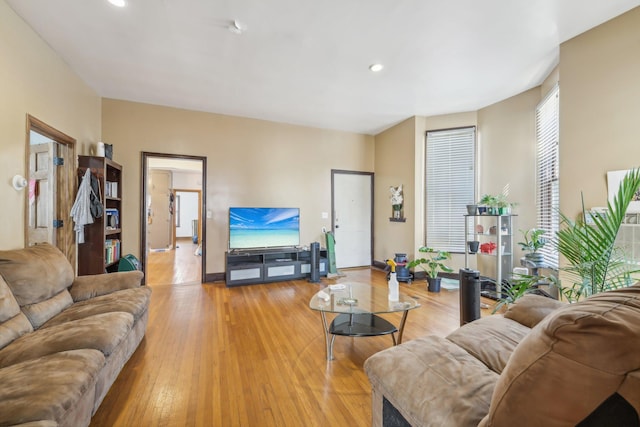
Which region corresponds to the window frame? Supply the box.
[535,85,560,269]
[424,126,477,253]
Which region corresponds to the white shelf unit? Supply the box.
[464,214,516,295]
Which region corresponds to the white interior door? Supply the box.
[148,170,172,250]
[333,172,372,268]
[28,142,55,246]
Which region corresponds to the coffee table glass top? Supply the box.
[309,282,420,314]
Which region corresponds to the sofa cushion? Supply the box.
[0,312,33,351]
[481,283,640,426]
[0,274,20,323]
[0,312,134,368]
[365,335,499,427]
[446,314,531,374]
[42,286,151,328]
[0,244,73,307]
[0,349,104,426]
[69,270,144,302]
[503,293,565,328]
[21,289,74,329]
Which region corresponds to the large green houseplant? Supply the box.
[495,167,640,309]
[407,247,453,292]
[555,167,640,301]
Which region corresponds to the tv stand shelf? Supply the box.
[225,248,328,287]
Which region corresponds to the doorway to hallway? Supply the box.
[141,152,207,285]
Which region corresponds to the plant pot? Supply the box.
[466,204,477,215]
[477,206,487,215]
[525,252,544,264]
[427,277,441,293]
[467,240,479,254]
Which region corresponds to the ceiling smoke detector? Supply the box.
[369,63,384,72]
[228,20,247,35]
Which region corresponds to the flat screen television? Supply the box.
[229,207,300,250]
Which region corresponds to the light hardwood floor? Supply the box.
[147,237,202,285]
[90,268,493,426]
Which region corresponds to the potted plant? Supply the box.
[494,273,559,313]
[479,193,516,215]
[478,194,496,215]
[407,247,453,292]
[518,228,547,263]
[555,167,640,302]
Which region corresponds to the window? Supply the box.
[535,85,560,268]
[425,127,476,252]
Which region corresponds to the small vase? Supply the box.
[393,209,401,219]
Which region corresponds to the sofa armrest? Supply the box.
[503,294,565,328]
[69,271,144,302]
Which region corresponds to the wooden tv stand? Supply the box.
[225,247,328,287]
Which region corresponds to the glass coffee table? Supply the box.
[309,283,420,360]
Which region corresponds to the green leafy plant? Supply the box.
[518,228,547,253]
[493,274,560,313]
[407,247,453,278]
[555,167,640,302]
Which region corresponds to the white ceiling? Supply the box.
[7,0,640,135]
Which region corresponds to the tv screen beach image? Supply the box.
[229,207,300,249]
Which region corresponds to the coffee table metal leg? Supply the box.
[320,311,334,361]
[397,310,410,344]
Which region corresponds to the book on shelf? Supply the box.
[105,239,121,265]
[105,181,118,198]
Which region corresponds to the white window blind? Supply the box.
[536,85,560,268]
[426,127,476,252]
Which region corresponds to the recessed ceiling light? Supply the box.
[108,0,126,7]
[369,63,384,72]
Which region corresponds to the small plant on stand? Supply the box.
[518,228,547,263]
[407,247,453,292]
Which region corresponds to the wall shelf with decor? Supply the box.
[389,217,406,222]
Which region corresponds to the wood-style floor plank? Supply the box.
[90,268,494,426]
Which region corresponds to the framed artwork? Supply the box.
[607,169,640,213]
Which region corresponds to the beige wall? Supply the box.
[560,6,640,218]
[101,99,374,274]
[0,1,101,249]
[477,87,542,270]
[373,117,416,263]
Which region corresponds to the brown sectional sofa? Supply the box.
[0,243,151,427]
[365,284,640,426]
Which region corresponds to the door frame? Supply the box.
[25,115,76,268]
[331,169,374,267]
[140,152,207,284]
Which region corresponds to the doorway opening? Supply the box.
[141,152,206,285]
[25,115,76,267]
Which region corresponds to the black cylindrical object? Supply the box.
[459,268,481,325]
[309,242,320,283]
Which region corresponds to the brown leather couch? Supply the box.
[0,243,151,427]
[364,284,640,426]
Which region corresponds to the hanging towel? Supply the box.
[70,169,94,243]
